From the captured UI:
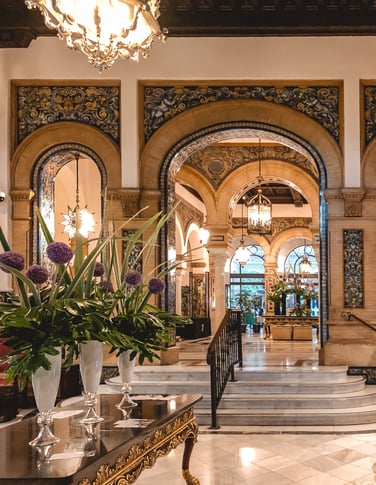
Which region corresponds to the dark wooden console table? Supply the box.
[0,393,202,484]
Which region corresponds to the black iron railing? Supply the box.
[340,311,376,332]
[206,309,243,429]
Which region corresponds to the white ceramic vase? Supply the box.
[29,347,62,448]
[79,340,104,424]
[116,349,137,418]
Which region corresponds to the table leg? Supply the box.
[182,434,200,485]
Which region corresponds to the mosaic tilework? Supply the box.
[15,83,120,146]
[142,83,340,144]
[344,229,363,308]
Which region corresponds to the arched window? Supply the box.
[284,244,318,275]
[283,244,319,316]
[229,245,265,312]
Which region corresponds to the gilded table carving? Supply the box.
[78,409,200,485]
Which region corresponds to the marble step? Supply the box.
[109,375,366,395]
[218,388,376,409]
[131,365,356,383]
[195,405,376,427]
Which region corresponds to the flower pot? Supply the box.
[79,340,103,424]
[29,347,62,449]
[116,349,137,418]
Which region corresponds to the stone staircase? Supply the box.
[106,364,376,428]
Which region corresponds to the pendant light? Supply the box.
[61,153,96,239]
[299,240,312,275]
[234,199,250,267]
[246,139,272,234]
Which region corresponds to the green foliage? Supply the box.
[0,205,192,386]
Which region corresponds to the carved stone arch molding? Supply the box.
[139,98,343,340]
[10,121,121,261]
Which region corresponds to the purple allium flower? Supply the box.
[46,242,73,264]
[99,280,114,293]
[93,261,105,277]
[26,264,49,284]
[148,277,165,294]
[125,270,142,287]
[0,251,25,273]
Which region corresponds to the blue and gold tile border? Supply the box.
[140,80,342,147]
[11,80,121,150]
[343,229,363,308]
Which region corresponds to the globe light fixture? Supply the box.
[199,225,210,246]
[25,0,166,72]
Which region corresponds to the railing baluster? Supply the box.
[206,310,242,429]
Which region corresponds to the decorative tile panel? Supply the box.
[142,82,340,144]
[343,229,363,308]
[363,82,376,147]
[14,82,120,146]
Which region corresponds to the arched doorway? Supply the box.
[9,121,121,265]
[140,99,343,348]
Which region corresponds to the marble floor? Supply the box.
[137,330,376,484]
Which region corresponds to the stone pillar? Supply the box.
[208,247,229,333]
[9,189,34,264]
[264,261,278,316]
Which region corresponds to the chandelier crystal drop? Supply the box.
[24,0,166,71]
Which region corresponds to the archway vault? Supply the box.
[139,98,343,341]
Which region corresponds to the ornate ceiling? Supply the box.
[2,0,376,48]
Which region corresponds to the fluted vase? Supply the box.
[29,347,62,448]
[116,349,137,418]
[79,340,103,425]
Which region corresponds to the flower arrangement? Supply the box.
[0,207,191,386]
[0,224,111,387]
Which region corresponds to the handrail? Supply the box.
[340,311,376,332]
[206,309,243,429]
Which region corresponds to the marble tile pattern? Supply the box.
[137,332,376,484]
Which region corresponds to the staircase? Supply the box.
[106,363,376,428]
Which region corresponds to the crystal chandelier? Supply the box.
[234,199,250,267]
[61,154,96,239]
[25,0,166,72]
[246,140,272,234]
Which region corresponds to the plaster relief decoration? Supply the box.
[13,81,121,149]
[344,229,363,308]
[142,82,341,145]
[185,145,318,191]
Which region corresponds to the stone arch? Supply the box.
[140,99,342,197]
[10,122,121,259]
